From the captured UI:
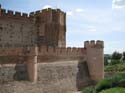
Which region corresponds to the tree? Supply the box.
[123,51,125,60]
[104,54,111,66]
[112,51,122,60]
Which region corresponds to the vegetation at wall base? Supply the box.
[81,77,125,93]
[82,51,125,93]
[99,87,125,93]
[95,78,112,92]
[82,86,95,93]
[96,73,125,92]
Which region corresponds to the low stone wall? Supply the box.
[37,61,91,92]
[0,61,91,93]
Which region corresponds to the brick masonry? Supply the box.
[0,5,104,93]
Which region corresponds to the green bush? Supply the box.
[82,86,95,93]
[99,87,125,93]
[110,60,122,65]
[112,73,125,83]
[117,79,125,87]
[112,73,125,87]
[118,65,125,72]
[95,78,112,92]
[82,73,125,93]
[95,73,125,92]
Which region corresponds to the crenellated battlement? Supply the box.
[0,8,30,19]
[84,40,104,48]
[29,8,65,16]
[0,46,86,57]
[38,46,86,56]
[0,3,65,18]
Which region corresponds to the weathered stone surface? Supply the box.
[0,61,91,93]
[0,64,28,83]
[37,61,90,92]
[0,65,16,83]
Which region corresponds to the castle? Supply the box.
[0,5,66,48]
[0,5,104,93]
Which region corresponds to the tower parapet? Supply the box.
[0,8,30,19]
[29,8,65,16]
[84,40,104,48]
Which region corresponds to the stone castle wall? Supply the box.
[37,61,91,93]
[0,61,91,93]
[0,40,104,82]
[0,64,16,82]
[0,47,84,66]
[37,46,86,62]
[0,5,104,93]
[0,46,90,93]
[0,8,37,48]
[0,64,28,83]
[0,7,66,48]
[0,41,104,93]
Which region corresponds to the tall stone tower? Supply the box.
[84,40,104,82]
[32,8,66,47]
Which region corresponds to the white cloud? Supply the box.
[66,11,73,16]
[112,0,125,9]
[69,9,112,25]
[75,8,84,12]
[66,8,84,16]
[66,9,113,35]
[42,5,52,9]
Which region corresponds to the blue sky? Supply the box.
[0,0,125,54]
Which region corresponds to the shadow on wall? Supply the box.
[0,64,28,84]
[14,64,28,81]
[76,61,91,91]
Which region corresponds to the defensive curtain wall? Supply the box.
[0,40,104,93]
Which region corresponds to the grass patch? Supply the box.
[105,64,125,72]
[99,87,125,93]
